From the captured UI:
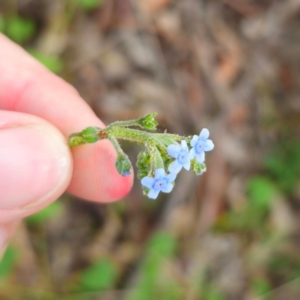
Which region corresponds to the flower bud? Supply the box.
[138,113,158,131]
[80,126,100,143]
[191,160,206,175]
[115,154,132,176]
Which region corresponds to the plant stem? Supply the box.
[107,127,185,146]
[107,119,140,129]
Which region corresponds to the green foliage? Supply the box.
[26,201,64,226]
[6,16,36,44]
[268,254,300,282]
[215,206,265,234]
[79,258,118,291]
[0,15,4,32]
[215,176,277,234]
[264,140,300,193]
[111,201,126,216]
[195,280,227,300]
[75,0,104,11]
[0,247,18,278]
[28,50,64,74]
[251,277,272,298]
[126,232,179,300]
[146,232,177,257]
[204,290,227,300]
[247,176,277,210]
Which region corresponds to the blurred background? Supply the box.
[1,0,300,299]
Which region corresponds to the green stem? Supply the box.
[107,127,185,146]
[68,134,86,148]
[107,119,140,129]
[107,135,123,155]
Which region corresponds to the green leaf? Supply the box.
[126,232,178,300]
[264,140,300,193]
[6,16,36,44]
[79,258,118,291]
[247,176,277,210]
[251,277,272,297]
[0,15,5,33]
[147,232,177,258]
[28,50,64,73]
[206,291,227,300]
[26,201,64,226]
[75,0,103,10]
[0,246,18,277]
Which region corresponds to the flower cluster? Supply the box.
[67,113,214,200]
[140,128,214,199]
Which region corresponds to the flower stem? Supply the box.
[107,127,185,147]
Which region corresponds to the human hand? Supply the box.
[0,34,133,259]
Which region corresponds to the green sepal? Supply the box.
[80,126,100,143]
[154,147,164,170]
[137,112,158,131]
[137,151,151,179]
[191,159,206,175]
[142,186,150,197]
[115,154,132,176]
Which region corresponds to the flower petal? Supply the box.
[189,148,196,159]
[196,151,205,163]
[148,189,160,199]
[166,172,176,182]
[168,160,182,174]
[199,128,209,140]
[190,136,199,147]
[167,144,181,158]
[181,140,188,149]
[155,168,165,179]
[141,177,154,189]
[204,139,214,151]
[161,183,173,193]
[183,160,191,171]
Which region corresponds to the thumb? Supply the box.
[0,110,72,256]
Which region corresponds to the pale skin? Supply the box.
[0,34,133,259]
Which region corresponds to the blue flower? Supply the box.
[190,128,214,163]
[141,168,176,199]
[167,140,193,174]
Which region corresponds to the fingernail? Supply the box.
[0,124,71,209]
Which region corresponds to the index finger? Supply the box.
[0,34,133,202]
